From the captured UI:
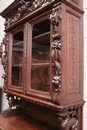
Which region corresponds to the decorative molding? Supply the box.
[50,4,62,103]
[2,33,9,90]
[4,0,54,28]
[58,107,78,130]
[72,0,79,4]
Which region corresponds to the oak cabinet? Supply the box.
[0,0,84,129]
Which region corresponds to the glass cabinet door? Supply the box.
[31,19,50,92]
[11,30,23,87]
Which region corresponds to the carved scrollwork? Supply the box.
[2,34,9,90]
[50,4,62,103]
[5,0,54,28]
[58,108,78,130]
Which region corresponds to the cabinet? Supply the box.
[0,0,84,129]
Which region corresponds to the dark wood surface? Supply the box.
[0,113,58,130]
[0,0,84,130]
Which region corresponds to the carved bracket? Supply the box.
[58,108,78,130]
[5,0,54,28]
[50,4,62,103]
[3,94,22,116]
[2,33,9,90]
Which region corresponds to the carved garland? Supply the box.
[2,33,9,90]
[5,0,54,28]
[58,107,78,130]
[50,4,62,104]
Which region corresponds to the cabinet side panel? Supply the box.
[61,5,83,105]
[67,12,80,94]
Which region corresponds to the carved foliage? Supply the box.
[58,108,78,130]
[50,4,62,103]
[2,34,9,90]
[5,0,54,28]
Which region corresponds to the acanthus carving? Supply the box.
[5,0,54,28]
[50,4,62,103]
[2,33,9,90]
[58,108,78,130]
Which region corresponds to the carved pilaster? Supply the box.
[50,4,62,104]
[2,34,9,90]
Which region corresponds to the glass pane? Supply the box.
[31,19,50,92]
[11,31,23,87]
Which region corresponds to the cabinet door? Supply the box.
[8,26,24,93]
[26,18,51,99]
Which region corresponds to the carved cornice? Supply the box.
[50,4,62,104]
[4,0,54,28]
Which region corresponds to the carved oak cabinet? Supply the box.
[0,0,84,129]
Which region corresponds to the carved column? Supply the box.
[50,4,62,104]
[2,34,9,90]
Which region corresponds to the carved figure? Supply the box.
[59,110,78,130]
[5,95,21,111]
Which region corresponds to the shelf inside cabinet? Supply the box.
[12,64,23,67]
[13,41,23,46]
[32,62,50,67]
[33,32,50,45]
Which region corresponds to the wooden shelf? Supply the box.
[13,41,23,46]
[33,32,50,45]
[32,62,50,67]
[12,64,23,67]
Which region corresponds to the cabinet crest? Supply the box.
[4,0,54,28]
[50,4,62,104]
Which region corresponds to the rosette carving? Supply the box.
[2,33,9,90]
[50,4,62,103]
